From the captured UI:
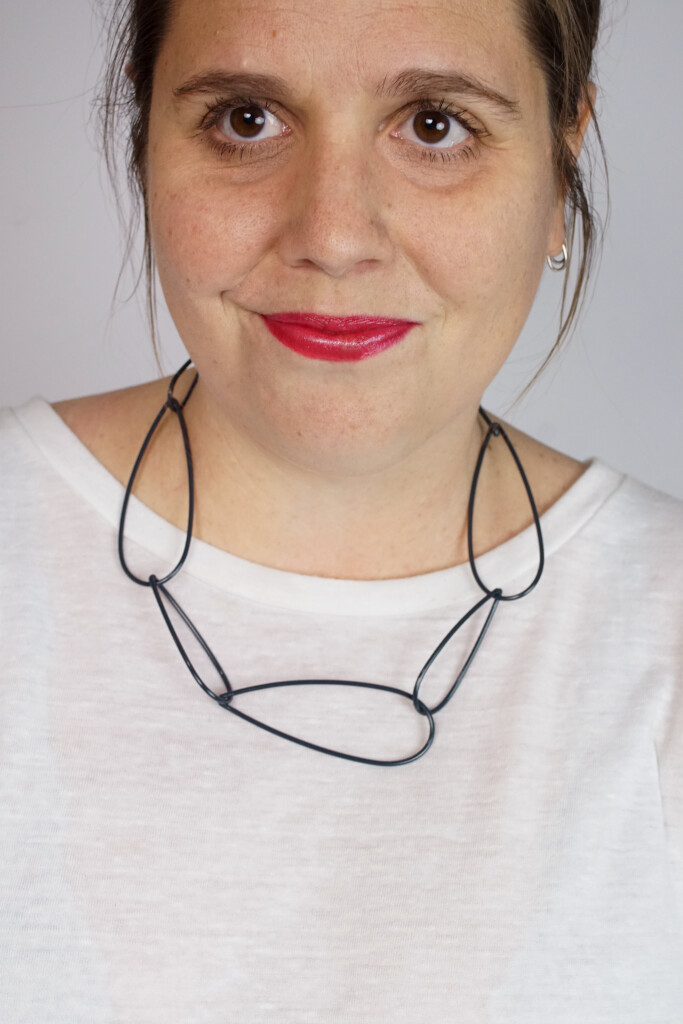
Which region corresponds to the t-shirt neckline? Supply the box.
[12,396,625,616]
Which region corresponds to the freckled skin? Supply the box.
[147,0,567,478]
[53,0,593,578]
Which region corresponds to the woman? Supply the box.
[1,0,681,1020]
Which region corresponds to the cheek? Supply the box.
[394,163,554,317]
[149,173,281,298]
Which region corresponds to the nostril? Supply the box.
[277,202,392,277]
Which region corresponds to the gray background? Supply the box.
[2,0,682,497]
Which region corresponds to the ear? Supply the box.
[548,82,596,255]
[569,82,597,161]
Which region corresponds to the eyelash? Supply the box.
[198,96,283,161]
[197,95,485,165]
[398,99,482,164]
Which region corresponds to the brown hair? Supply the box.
[99,0,605,376]
[518,0,605,386]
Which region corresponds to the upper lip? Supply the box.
[261,312,418,332]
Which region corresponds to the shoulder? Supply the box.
[597,472,683,569]
[52,378,170,488]
[549,465,683,626]
[492,420,683,558]
[0,380,175,555]
[581,468,683,549]
[499,421,588,516]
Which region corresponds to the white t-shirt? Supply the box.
[1,397,682,1024]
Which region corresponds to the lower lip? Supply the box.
[260,314,417,362]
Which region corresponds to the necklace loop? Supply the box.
[118,360,198,587]
[118,362,544,765]
[412,589,502,716]
[467,412,544,601]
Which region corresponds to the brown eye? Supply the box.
[393,107,471,152]
[412,110,451,144]
[216,103,284,145]
[229,104,267,138]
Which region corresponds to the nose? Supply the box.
[276,131,393,278]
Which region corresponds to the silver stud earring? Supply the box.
[547,242,569,273]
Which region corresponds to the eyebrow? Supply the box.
[174,72,291,100]
[173,68,521,118]
[375,69,521,118]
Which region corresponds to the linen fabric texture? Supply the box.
[1,399,682,1023]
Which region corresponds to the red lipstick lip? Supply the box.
[260,312,419,362]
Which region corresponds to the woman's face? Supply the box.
[147,0,567,473]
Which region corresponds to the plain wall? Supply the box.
[1,0,682,498]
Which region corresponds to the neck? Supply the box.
[152,374,509,580]
[58,370,585,582]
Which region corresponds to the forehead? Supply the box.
[160,0,534,98]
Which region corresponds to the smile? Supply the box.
[260,312,419,362]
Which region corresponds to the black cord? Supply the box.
[118,360,544,767]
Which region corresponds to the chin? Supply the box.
[241,386,434,478]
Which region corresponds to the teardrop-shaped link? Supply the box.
[118,360,198,586]
[218,678,435,767]
[412,589,502,715]
[151,576,233,701]
[467,412,544,602]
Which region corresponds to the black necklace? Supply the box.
[118,360,544,767]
